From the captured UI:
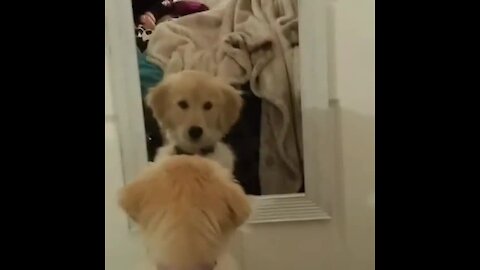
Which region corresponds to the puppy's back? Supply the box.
[121,156,251,268]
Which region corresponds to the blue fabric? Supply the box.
[137,49,164,98]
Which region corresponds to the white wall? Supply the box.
[105,52,146,270]
[335,0,375,268]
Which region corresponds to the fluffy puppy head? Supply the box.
[118,156,251,269]
[146,70,243,153]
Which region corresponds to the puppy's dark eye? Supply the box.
[203,101,212,110]
[178,100,189,109]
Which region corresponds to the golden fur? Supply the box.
[119,155,251,269]
[146,70,243,163]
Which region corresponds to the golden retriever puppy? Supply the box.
[119,155,252,270]
[146,70,243,172]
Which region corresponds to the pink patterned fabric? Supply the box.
[139,0,209,30]
[171,1,209,17]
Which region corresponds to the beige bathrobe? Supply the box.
[146,0,303,194]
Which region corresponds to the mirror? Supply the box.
[107,0,334,224]
[132,0,303,195]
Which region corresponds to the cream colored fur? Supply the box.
[119,155,251,270]
[146,70,243,172]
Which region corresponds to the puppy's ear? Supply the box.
[146,80,171,122]
[219,85,244,134]
[118,166,163,223]
[119,165,171,226]
[118,175,153,223]
[225,183,252,228]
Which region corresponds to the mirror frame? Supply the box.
[105,0,336,224]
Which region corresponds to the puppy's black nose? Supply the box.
[188,126,203,140]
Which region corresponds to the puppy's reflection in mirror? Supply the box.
[146,70,244,173]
